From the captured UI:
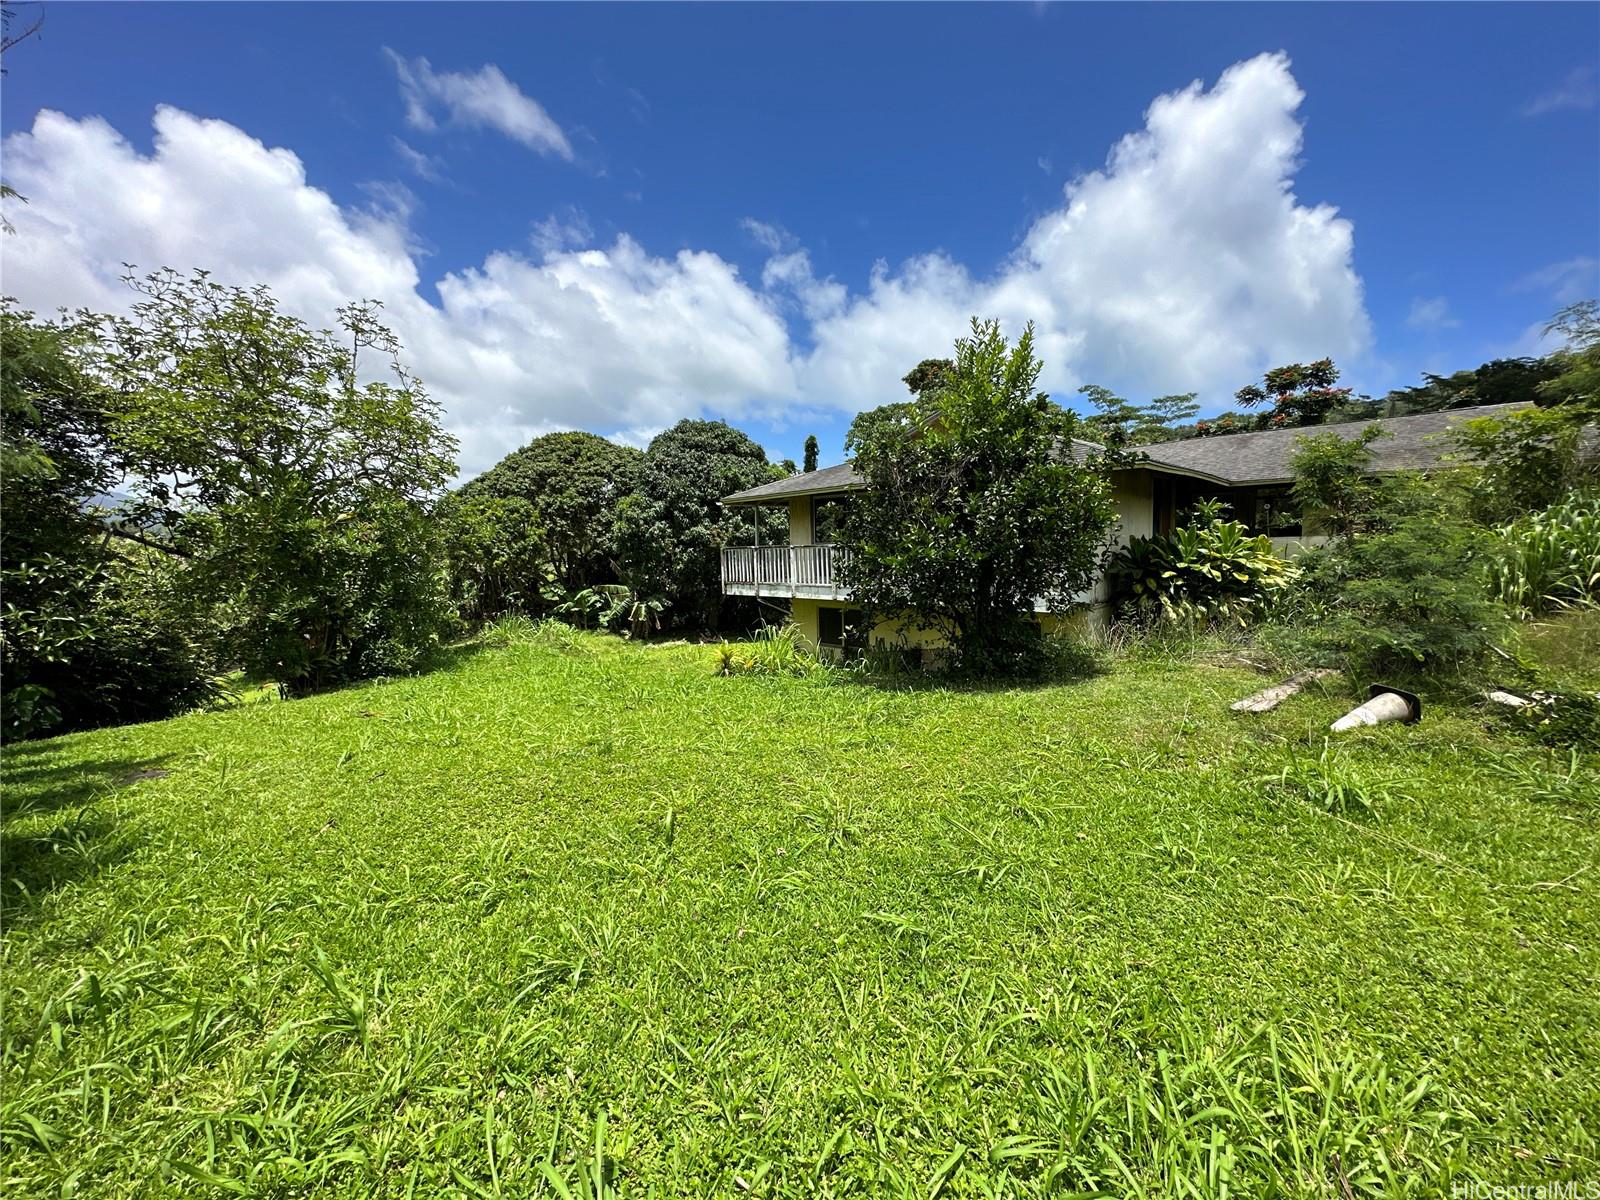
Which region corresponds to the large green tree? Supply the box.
[1,305,215,736]
[839,319,1116,675]
[438,494,547,623]
[92,269,458,693]
[1234,358,1352,429]
[1076,385,1199,448]
[612,420,783,629]
[1536,300,1599,412]
[845,402,916,456]
[458,430,642,594]
[1373,357,1561,417]
[1441,301,1600,524]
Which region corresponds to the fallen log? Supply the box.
[1231,668,1339,714]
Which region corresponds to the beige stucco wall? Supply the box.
[781,470,1160,655]
[1109,469,1155,546]
[791,597,822,647]
[787,497,812,546]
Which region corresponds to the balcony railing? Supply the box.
[720,544,853,600]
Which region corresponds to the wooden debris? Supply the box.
[1486,690,1531,709]
[1231,668,1339,714]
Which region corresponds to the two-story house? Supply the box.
[719,403,1522,655]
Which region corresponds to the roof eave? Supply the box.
[720,480,865,507]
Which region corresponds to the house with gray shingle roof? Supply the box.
[718,403,1524,653]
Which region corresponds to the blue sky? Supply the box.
[3,2,1596,475]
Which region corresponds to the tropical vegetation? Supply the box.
[838,319,1116,676]
[4,623,1598,1198]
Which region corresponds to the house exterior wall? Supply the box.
[787,497,812,546]
[1109,469,1155,546]
[760,467,1320,658]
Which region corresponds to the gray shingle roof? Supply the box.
[721,461,865,506]
[721,405,1529,503]
[1137,402,1529,485]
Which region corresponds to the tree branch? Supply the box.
[106,524,193,559]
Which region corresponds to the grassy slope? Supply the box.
[2,631,1596,1198]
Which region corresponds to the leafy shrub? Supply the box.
[1494,688,1600,752]
[944,616,1054,679]
[1446,405,1596,524]
[1287,425,1390,538]
[1106,502,1298,626]
[550,584,669,637]
[1488,493,1600,618]
[1290,511,1506,680]
[2,552,220,739]
[716,623,825,678]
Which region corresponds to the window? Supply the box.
[818,606,862,648]
[1250,489,1302,537]
[812,496,850,544]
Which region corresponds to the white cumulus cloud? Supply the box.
[1,107,791,475]
[0,53,1371,477]
[385,49,573,160]
[766,52,1371,415]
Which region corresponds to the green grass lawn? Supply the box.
[3,627,1597,1198]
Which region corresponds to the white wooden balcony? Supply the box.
[720,544,853,600]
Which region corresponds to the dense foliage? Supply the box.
[1076,384,1199,448]
[1371,357,1560,416]
[1292,505,1505,680]
[1231,358,1352,429]
[612,419,784,630]
[1106,501,1297,625]
[1,307,216,737]
[438,494,546,624]
[1287,425,1391,539]
[90,270,458,694]
[840,319,1115,675]
[1447,405,1596,524]
[1488,493,1600,619]
[1278,429,1508,680]
[844,400,916,456]
[455,430,642,595]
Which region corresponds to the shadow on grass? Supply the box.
[829,658,1109,696]
[1,744,174,923]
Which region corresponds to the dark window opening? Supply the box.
[811,496,850,544]
[1162,480,1302,538]
[818,606,863,648]
[1250,488,1302,537]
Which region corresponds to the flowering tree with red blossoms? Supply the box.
[1234,358,1353,429]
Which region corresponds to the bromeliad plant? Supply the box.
[1107,500,1297,625]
